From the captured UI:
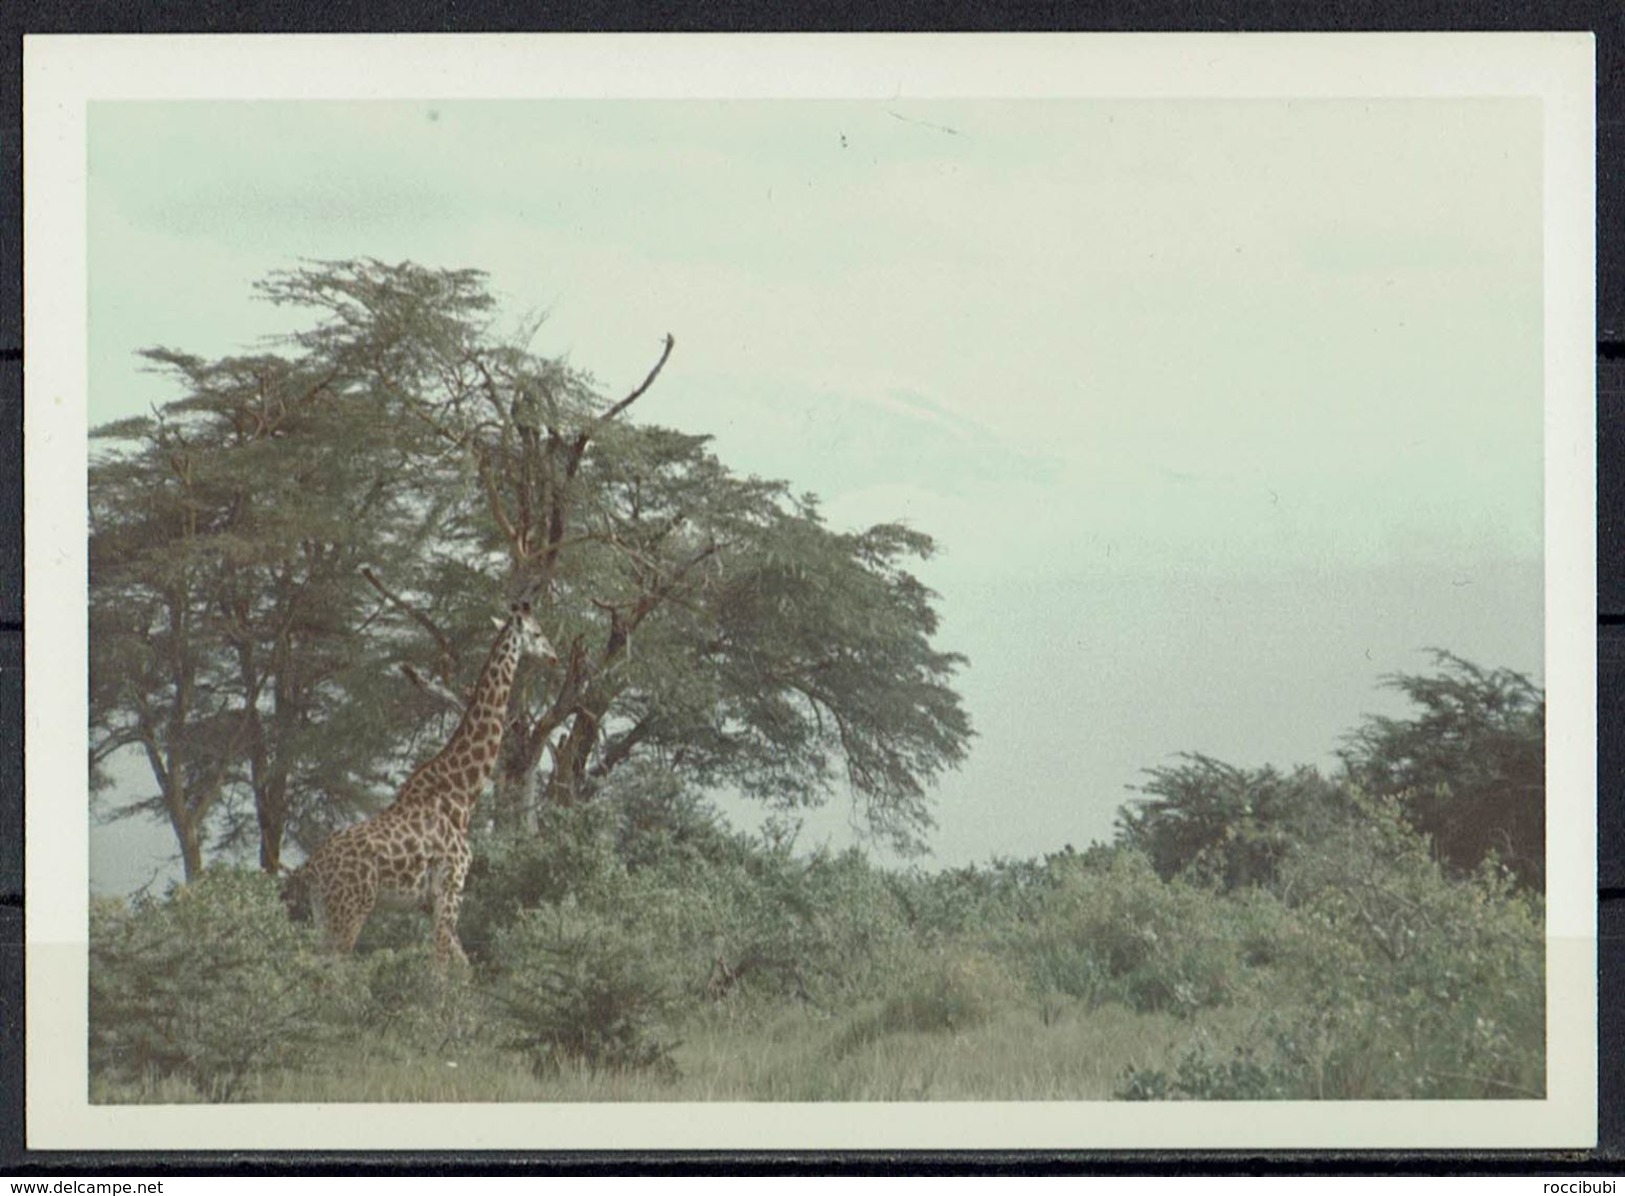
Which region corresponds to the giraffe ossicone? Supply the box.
[295,601,556,963]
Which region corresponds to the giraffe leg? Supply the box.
[314,861,377,955]
[430,853,471,965]
[324,888,376,954]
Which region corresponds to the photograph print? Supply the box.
[26,34,1596,1150]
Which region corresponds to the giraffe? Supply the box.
[296,600,556,963]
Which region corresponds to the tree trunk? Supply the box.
[256,774,287,873]
[490,768,530,834]
[492,684,543,833]
[543,698,607,808]
[176,814,204,883]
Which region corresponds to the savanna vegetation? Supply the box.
[88,261,1544,1103]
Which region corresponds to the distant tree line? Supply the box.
[1119,651,1544,891]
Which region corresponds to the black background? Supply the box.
[1,0,1619,1177]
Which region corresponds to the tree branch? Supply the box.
[628,539,720,633]
[359,565,457,681]
[477,448,524,556]
[598,333,676,427]
[589,713,655,779]
[400,663,467,715]
[90,727,150,768]
[525,636,592,756]
[564,334,675,480]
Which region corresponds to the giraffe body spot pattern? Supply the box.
[293,605,555,963]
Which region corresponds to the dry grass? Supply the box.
[91,995,1250,1104]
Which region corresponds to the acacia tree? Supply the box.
[1116,756,1349,891]
[1339,651,1545,889]
[90,414,240,881]
[92,258,974,871]
[89,307,476,874]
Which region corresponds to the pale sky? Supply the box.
[87,98,1545,889]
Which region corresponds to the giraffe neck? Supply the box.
[427,623,521,815]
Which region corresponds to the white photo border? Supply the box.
[23,31,1597,1151]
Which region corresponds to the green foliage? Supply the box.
[87,648,1545,1105]
[832,948,1022,1057]
[1116,654,1545,897]
[1118,756,1349,890]
[87,781,1544,1103]
[89,309,471,875]
[92,258,973,872]
[1340,651,1545,888]
[458,804,626,958]
[1264,790,1544,1099]
[89,869,362,1099]
[876,949,1021,1035]
[634,839,919,1007]
[489,906,681,1078]
[1118,1044,1292,1101]
[886,852,1070,945]
[678,516,972,852]
[600,761,733,871]
[1117,793,1544,1100]
[1010,849,1247,1016]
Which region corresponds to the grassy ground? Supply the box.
[91,996,1248,1104]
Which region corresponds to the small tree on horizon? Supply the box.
[1116,755,1349,891]
[1339,650,1545,890]
[1113,652,1545,895]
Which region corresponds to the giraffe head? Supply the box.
[504,600,558,663]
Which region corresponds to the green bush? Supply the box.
[349,946,487,1051]
[876,948,1019,1033]
[471,805,922,1012]
[489,905,681,1078]
[833,947,1024,1057]
[1012,849,1246,1016]
[1118,1044,1293,1101]
[1263,792,1544,1099]
[89,869,361,1100]
[885,856,1056,945]
[458,804,625,958]
[621,842,915,1007]
[1117,795,1545,1100]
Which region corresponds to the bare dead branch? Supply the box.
[564,334,675,480]
[359,565,457,681]
[598,333,676,427]
[400,663,467,715]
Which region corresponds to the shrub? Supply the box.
[1011,849,1246,1016]
[350,946,487,1051]
[876,948,1018,1034]
[885,856,1057,945]
[467,817,917,1016]
[1118,796,1545,1100]
[1264,793,1544,1099]
[626,842,914,1007]
[488,905,680,1078]
[1119,756,1350,891]
[458,804,624,958]
[1118,1044,1294,1101]
[1338,652,1545,889]
[89,869,360,1100]
[833,947,1024,1057]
